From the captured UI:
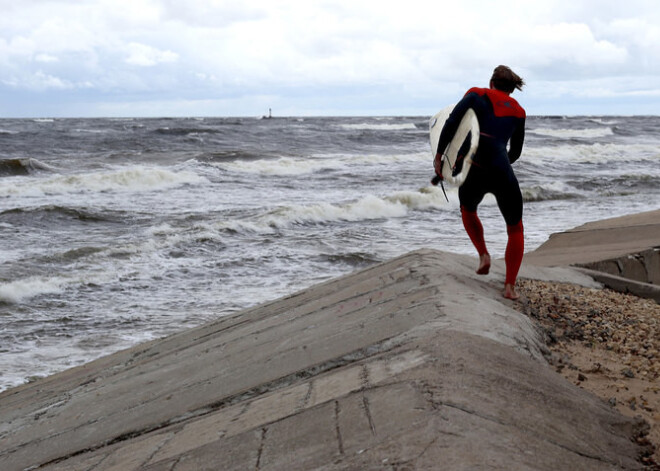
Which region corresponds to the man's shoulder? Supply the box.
[464,87,488,97]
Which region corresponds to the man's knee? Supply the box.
[507,220,524,235]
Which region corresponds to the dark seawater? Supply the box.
[1,115,659,390]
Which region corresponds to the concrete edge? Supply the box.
[574,267,660,304]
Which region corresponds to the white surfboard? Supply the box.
[429,104,479,185]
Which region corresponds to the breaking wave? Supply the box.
[528,127,614,139]
[0,166,208,197]
[219,188,452,234]
[0,158,57,177]
[523,143,659,164]
[0,205,116,224]
[0,276,67,304]
[215,152,427,176]
[338,123,419,131]
[521,182,580,202]
[217,157,340,176]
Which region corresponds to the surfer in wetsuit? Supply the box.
[433,65,526,300]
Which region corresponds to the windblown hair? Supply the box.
[491,65,525,93]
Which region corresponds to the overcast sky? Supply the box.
[1,0,659,117]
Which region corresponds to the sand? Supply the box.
[514,279,660,467]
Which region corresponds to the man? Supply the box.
[434,65,526,300]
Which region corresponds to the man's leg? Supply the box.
[504,220,524,299]
[461,206,490,275]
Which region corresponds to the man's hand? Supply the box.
[432,152,443,185]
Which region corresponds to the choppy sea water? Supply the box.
[1,115,659,391]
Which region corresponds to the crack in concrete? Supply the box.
[254,427,267,471]
[362,395,377,437]
[22,338,403,470]
[334,400,344,455]
[297,381,313,413]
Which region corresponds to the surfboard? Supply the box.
[429,104,479,186]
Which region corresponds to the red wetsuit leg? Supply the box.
[505,220,524,285]
[461,206,488,256]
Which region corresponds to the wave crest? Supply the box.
[0,158,57,177]
[217,157,337,176]
[521,182,579,202]
[529,127,614,139]
[338,123,418,131]
[523,143,659,164]
[216,152,428,176]
[219,188,452,234]
[0,166,208,197]
[0,276,66,304]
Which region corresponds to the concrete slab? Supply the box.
[525,208,660,267]
[524,208,660,302]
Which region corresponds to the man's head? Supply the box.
[490,65,525,94]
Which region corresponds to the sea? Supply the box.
[1,114,659,392]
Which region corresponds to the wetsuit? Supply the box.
[436,87,526,285]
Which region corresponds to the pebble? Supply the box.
[515,280,660,380]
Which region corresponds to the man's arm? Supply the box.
[508,118,525,164]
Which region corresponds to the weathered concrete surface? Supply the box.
[0,249,648,471]
[579,249,660,284]
[525,208,660,302]
[525,208,660,268]
[575,267,660,303]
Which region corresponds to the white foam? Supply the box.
[521,181,577,202]
[25,158,59,172]
[0,276,66,304]
[217,188,457,234]
[338,123,418,131]
[73,128,112,134]
[589,118,619,125]
[217,157,339,176]
[0,333,155,391]
[524,143,659,164]
[212,215,273,234]
[528,127,614,139]
[0,166,208,197]
[346,152,428,166]
[144,223,178,237]
[385,187,455,210]
[280,195,410,224]
[217,152,429,177]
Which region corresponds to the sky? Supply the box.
[1,0,659,117]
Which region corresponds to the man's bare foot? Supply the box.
[503,283,519,300]
[476,253,491,275]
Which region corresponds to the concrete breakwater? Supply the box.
[526,209,660,303]
[3,208,660,470]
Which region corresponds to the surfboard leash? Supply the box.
[431,174,449,202]
[438,178,449,202]
[431,155,450,202]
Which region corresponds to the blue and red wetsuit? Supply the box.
[436,87,526,285]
